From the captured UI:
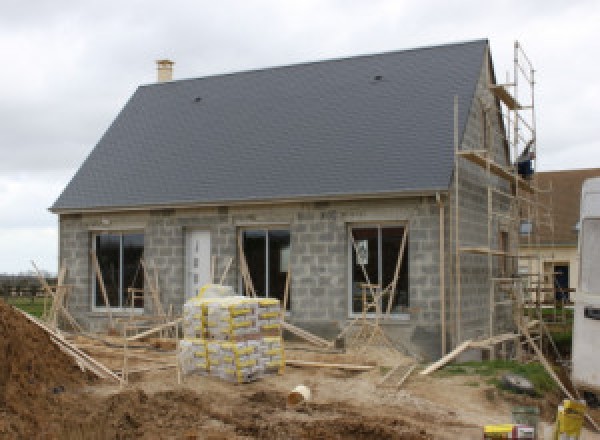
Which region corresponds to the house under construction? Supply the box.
[51,39,547,359]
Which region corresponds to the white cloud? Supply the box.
[0,227,57,274]
[0,0,599,272]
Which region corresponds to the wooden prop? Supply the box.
[31,261,82,332]
[396,364,418,388]
[377,363,403,387]
[282,268,291,313]
[237,234,256,297]
[282,322,332,348]
[127,318,182,342]
[18,309,121,383]
[385,229,408,316]
[140,259,166,318]
[219,257,234,285]
[519,324,599,432]
[420,339,472,375]
[90,251,114,329]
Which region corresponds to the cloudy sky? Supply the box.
[1,0,598,273]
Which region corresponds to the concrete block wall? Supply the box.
[449,53,517,344]
[59,196,446,357]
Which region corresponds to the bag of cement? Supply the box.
[198,284,235,298]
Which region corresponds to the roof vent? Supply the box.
[374,75,383,81]
[156,59,174,82]
[194,97,202,103]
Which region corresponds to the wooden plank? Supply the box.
[18,309,121,383]
[377,363,403,387]
[219,257,234,285]
[127,318,182,342]
[282,268,291,313]
[469,333,519,348]
[518,324,599,432]
[115,364,177,375]
[396,363,418,388]
[282,322,331,347]
[286,359,375,371]
[237,234,256,297]
[386,229,408,316]
[490,84,521,110]
[420,339,472,375]
[141,259,166,318]
[459,246,508,256]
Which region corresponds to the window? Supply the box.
[241,229,290,308]
[94,232,144,309]
[350,225,409,315]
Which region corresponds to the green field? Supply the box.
[2,296,50,318]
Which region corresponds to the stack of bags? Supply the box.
[179,285,285,383]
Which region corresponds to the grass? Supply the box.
[2,296,50,318]
[436,360,556,396]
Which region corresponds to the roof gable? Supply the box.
[52,39,487,211]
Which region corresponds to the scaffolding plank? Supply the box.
[490,85,521,110]
[457,151,514,181]
[457,150,534,194]
[459,246,507,256]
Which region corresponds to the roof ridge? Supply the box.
[142,38,489,88]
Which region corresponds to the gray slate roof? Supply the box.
[52,39,487,212]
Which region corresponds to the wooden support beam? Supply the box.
[141,259,166,318]
[420,339,472,375]
[237,234,256,297]
[127,318,183,342]
[219,257,234,285]
[90,250,114,329]
[285,359,375,371]
[18,309,121,383]
[396,364,418,388]
[519,324,599,432]
[282,321,332,348]
[282,268,291,314]
[386,228,408,316]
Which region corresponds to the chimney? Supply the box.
[156,59,174,82]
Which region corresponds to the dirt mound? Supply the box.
[0,299,92,437]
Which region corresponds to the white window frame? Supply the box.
[347,223,410,320]
[91,230,145,313]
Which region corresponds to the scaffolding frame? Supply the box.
[450,41,555,359]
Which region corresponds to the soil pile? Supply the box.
[0,300,92,437]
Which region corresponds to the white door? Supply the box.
[185,230,211,299]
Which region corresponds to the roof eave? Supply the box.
[50,187,450,215]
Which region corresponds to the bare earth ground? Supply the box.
[1,300,599,439]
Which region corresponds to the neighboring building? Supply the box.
[51,39,516,359]
[519,168,600,298]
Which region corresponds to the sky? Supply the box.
[1,0,598,273]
